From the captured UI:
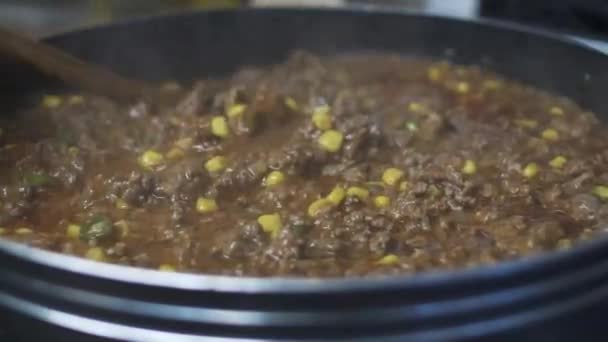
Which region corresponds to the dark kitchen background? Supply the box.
[3,0,608,52]
[3,0,608,40]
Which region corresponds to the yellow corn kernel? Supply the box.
[318,130,344,153]
[461,159,477,175]
[514,118,538,129]
[405,121,418,132]
[114,220,129,238]
[138,150,164,170]
[312,104,330,116]
[593,186,608,200]
[376,254,399,265]
[399,181,409,192]
[205,156,227,173]
[15,227,32,235]
[284,97,299,111]
[549,156,567,169]
[308,198,334,217]
[115,199,129,210]
[0,227,6,235]
[455,82,470,94]
[85,247,105,261]
[522,163,539,179]
[408,102,425,113]
[66,224,81,239]
[174,137,193,150]
[549,106,564,116]
[346,186,370,201]
[196,197,218,214]
[159,264,176,272]
[211,116,230,138]
[482,79,501,90]
[326,186,346,205]
[382,168,404,186]
[257,213,282,238]
[541,128,559,141]
[265,171,285,187]
[226,104,247,119]
[42,95,62,108]
[374,195,391,209]
[312,106,332,130]
[427,66,442,81]
[68,95,84,105]
[166,147,185,160]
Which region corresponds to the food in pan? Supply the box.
[1,52,606,277]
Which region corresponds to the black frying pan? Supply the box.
[1,8,608,342]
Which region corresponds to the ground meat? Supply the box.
[2,52,607,277]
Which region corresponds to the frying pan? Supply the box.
[1,8,608,342]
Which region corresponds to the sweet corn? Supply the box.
[549,106,564,116]
[406,121,418,132]
[68,95,84,105]
[115,199,129,210]
[514,118,538,129]
[592,185,608,200]
[399,181,409,192]
[85,247,105,261]
[461,159,477,175]
[318,130,344,153]
[382,168,404,186]
[265,171,285,187]
[284,97,299,111]
[257,213,282,238]
[15,227,32,235]
[376,254,399,265]
[196,197,218,214]
[346,186,370,200]
[455,82,470,94]
[159,264,176,272]
[138,150,164,170]
[66,224,81,239]
[211,116,230,138]
[549,156,567,169]
[205,156,227,173]
[312,105,332,130]
[427,66,442,81]
[541,128,559,141]
[308,198,333,217]
[522,163,539,179]
[326,186,346,205]
[226,104,247,118]
[42,95,62,108]
[482,79,501,90]
[174,137,193,150]
[374,195,391,209]
[408,102,425,113]
[166,147,185,160]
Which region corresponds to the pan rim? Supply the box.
[4,7,608,294]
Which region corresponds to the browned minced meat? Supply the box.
[1,52,608,277]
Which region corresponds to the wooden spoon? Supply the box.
[0,26,154,103]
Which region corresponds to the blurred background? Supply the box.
[0,0,480,37]
[3,0,608,43]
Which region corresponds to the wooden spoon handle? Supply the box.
[0,26,151,103]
